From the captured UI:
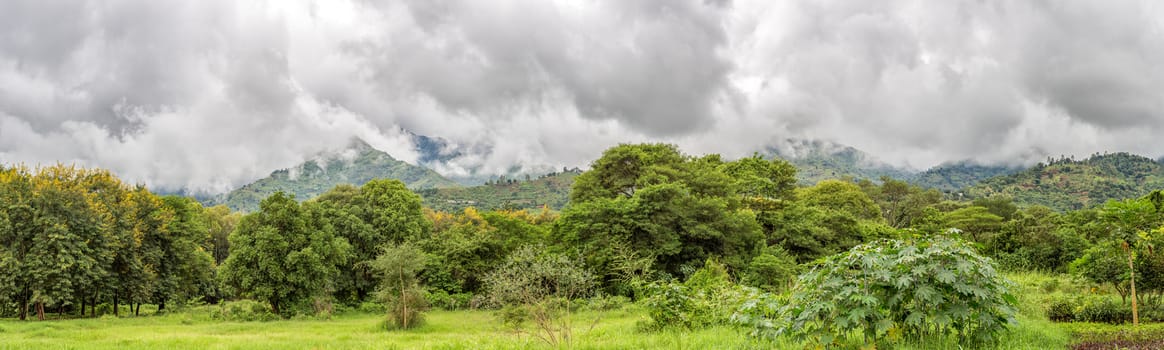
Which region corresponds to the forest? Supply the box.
[3,143,1164,349]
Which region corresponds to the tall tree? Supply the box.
[557,144,762,284]
[219,192,351,316]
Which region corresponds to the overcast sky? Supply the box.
[3,0,1164,193]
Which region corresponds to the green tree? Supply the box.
[1072,241,1131,302]
[557,144,762,285]
[943,206,1004,243]
[799,180,882,221]
[158,196,216,311]
[720,154,797,203]
[219,192,352,316]
[368,242,428,329]
[203,205,240,266]
[315,180,431,303]
[1099,198,1161,326]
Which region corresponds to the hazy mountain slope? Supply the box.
[967,153,1164,211]
[206,140,459,212]
[763,140,913,185]
[911,162,1022,193]
[419,169,580,212]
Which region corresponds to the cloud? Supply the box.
[2,0,1164,192]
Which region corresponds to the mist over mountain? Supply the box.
[204,139,457,212]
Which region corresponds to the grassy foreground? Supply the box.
[0,307,762,350]
[0,306,1079,350]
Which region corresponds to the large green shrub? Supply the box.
[735,234,1018,346]
[1075,296,1132,324]
[642,260,750,330]
[484,246,595,346]
[1045,296,1076,322]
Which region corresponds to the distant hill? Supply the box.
[966,153,1164,211]
[418,169,580,212]
[205,140,459,212]
[910,162,1022,193]
[763,140,913,185]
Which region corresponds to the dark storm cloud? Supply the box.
[2,0,1164,192]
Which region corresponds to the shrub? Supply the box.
[585,294,629,311]
[741,246,799,292]
[496,305,529,331]
[1075,296,1131,324]
[736,234,1018,347]
[426,290,473,310]
[1046,296,1077,322]
[642,259,751,330]
[484,245,596,347]
[357,301,385,314]
[210,300,278,322]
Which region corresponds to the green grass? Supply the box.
[0,272,1139,349]
[0,305,1077,350]
[0,307,771,350]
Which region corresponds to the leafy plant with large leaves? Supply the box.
[735,234,1017,347]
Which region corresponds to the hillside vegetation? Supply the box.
[206,140,459,212]
[967,152,1164,211]
[419,169,580,212]
[911,162,1021,193]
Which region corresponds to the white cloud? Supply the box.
[3,0,1164,193]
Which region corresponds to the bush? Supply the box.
[1046,296,1077,322]
[736,235,1018,346]
[742,247,799,292]
[484,245,596,347]
[210,300,278,322]
[1075,296,1132,324]
[642,260,750,330]
[426,290,473,310]
[585,294,629,311]
[382,289,427,329]
[496,305,529,331]
[357,301,385,314]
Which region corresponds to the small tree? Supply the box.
[368,242,428,329]
[484,245,595,346]
[1100,198,1160,326]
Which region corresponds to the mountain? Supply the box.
[205,139,459,212]
[910,162,1022,193]
[419,169,581,212]
[764,140,913,185]
[966,152,1164,211]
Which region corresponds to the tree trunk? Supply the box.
[80,300,86,317]
[57,304,63,320]
[19,296,28,321]
[1129,251,1140,327]
[158,301,165,312]
[114,297,119,317]
[90,297,96,318]
[36,301,44,321]
[400,267,408,329]
[136,303,141,316]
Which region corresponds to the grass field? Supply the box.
[0,307,774,350]
[0,306,1078,350]
[0,272,1155,350]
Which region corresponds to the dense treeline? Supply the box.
[5,144,1164,335]
[0,165,238,320]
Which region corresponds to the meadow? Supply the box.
[0,272,1118,350]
